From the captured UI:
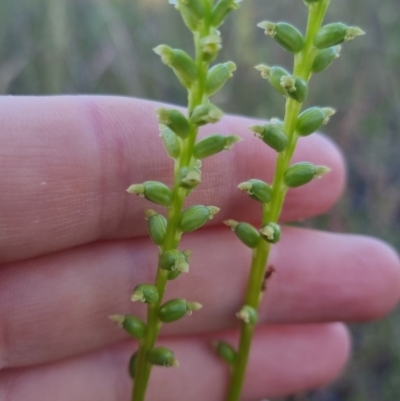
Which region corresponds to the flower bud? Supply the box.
[236,305,258,324]
[159,298,202,323]
[280,75,309,103]
[156,108,190,140]
[174,0,204,31]
[159,249,190,273]
[159,125,181,159]
[190,104,224,125]
[109,315,146,340]
[200,35,222,62]
[211,340,237,364]
[237,179,273,203]
[167,269,181,281]
[255,65,289,96]
[284,162,331,188]
[127,181,173,207]
[179,205,220,232]
[131,284,160,303]
[258,21,305,53]
[250,123,288,152]
[193,134,242,159]
[311,45,341,73]
[177,166,202,189]
[145,209,167,246]
[296,107,335,136]
[206,61,237,96]
[147,347,179,367]
[153,45,197,88]
[224,220,260,248]
[314,23,365,50]
[211,0,241,28]
[128,352,138,379]
[260,222,281,244]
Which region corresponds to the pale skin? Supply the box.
[0,96,399,401]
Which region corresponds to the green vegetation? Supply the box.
[2,0,399,399]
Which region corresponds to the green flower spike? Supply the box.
[257,21,305,53]
[147,347,179,367]
[224,220,260,249]
[127,181,173,207]
[131,284,160,304]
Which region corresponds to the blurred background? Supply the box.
[1,0,399,399]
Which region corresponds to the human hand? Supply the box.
[0,96,399,401]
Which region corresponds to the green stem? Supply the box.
[131,25,211,401]
[225,2,331,401]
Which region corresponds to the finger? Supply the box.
[0,323,350,401]
[1,227,398,369]
[0,96,345,263]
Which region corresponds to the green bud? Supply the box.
[237,179,273,203]
[131,284,160,303]
[314,23,365,50]
[193,134,242,159]
[206,61,237,96]
[224,220,260,249]
[174,0,204,31]
[147,347,179,367]
[159,249,190,273]
[167,269,181,281]
[280,75,309,103]
[211,0,241,28]
[312,46,341,73]
[145,209,167,246]
[177,166,202,189]
[153,45,197,88]
[159,298,202,323]
[260,222,281,244]
[236,305,258,324]
[179,205,220,232]
[250,123,288,152]
[258,21,305,53]
[296,107,336,136]
[255,65,289,96]
[211,340,237,364]
[284,162,331,188]
[127,181,173,207]
[190,103,224,125]
[156,108,190,140]
[109,315,146,340]
[159,125,181,159]
[269,117,284,129]
[128,352,138,379]
[200,35,222,62]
